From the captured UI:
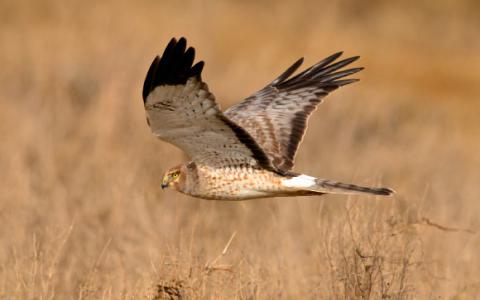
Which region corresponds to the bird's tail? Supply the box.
[282,174,394,196]
[312,178,394,196]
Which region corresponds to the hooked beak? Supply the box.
[161,176,169,189]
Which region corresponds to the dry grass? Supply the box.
[1,0,480,298]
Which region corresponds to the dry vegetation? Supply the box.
[1,0,480,298]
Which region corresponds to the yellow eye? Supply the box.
[171,172,180,179]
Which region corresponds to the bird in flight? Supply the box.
[142,37,394,200]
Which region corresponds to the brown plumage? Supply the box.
[143,37,394,200]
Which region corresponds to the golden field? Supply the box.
[1,0,480,298]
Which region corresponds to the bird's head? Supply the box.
[161,165,184,190]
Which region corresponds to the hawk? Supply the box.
[142,37,394,200]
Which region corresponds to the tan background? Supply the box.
[1,0,479,298]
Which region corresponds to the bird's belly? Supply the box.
[224,188,273,200]
[197,189,274,201]
[192,168,283,200]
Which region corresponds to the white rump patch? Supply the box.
[282,174,316,188]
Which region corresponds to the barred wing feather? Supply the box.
[224,53,363,172]
[142,38,274,171]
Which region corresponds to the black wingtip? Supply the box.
[142,55,160,101]
[142,37,204,103]
[273,51,363,91]
[375,187,395,196]
[270,57,304,85]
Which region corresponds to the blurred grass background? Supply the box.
[1,0,479,298]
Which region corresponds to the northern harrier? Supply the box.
[142,37,394,200]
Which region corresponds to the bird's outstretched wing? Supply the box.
[143,37,274,171]
[224,54,363,172]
